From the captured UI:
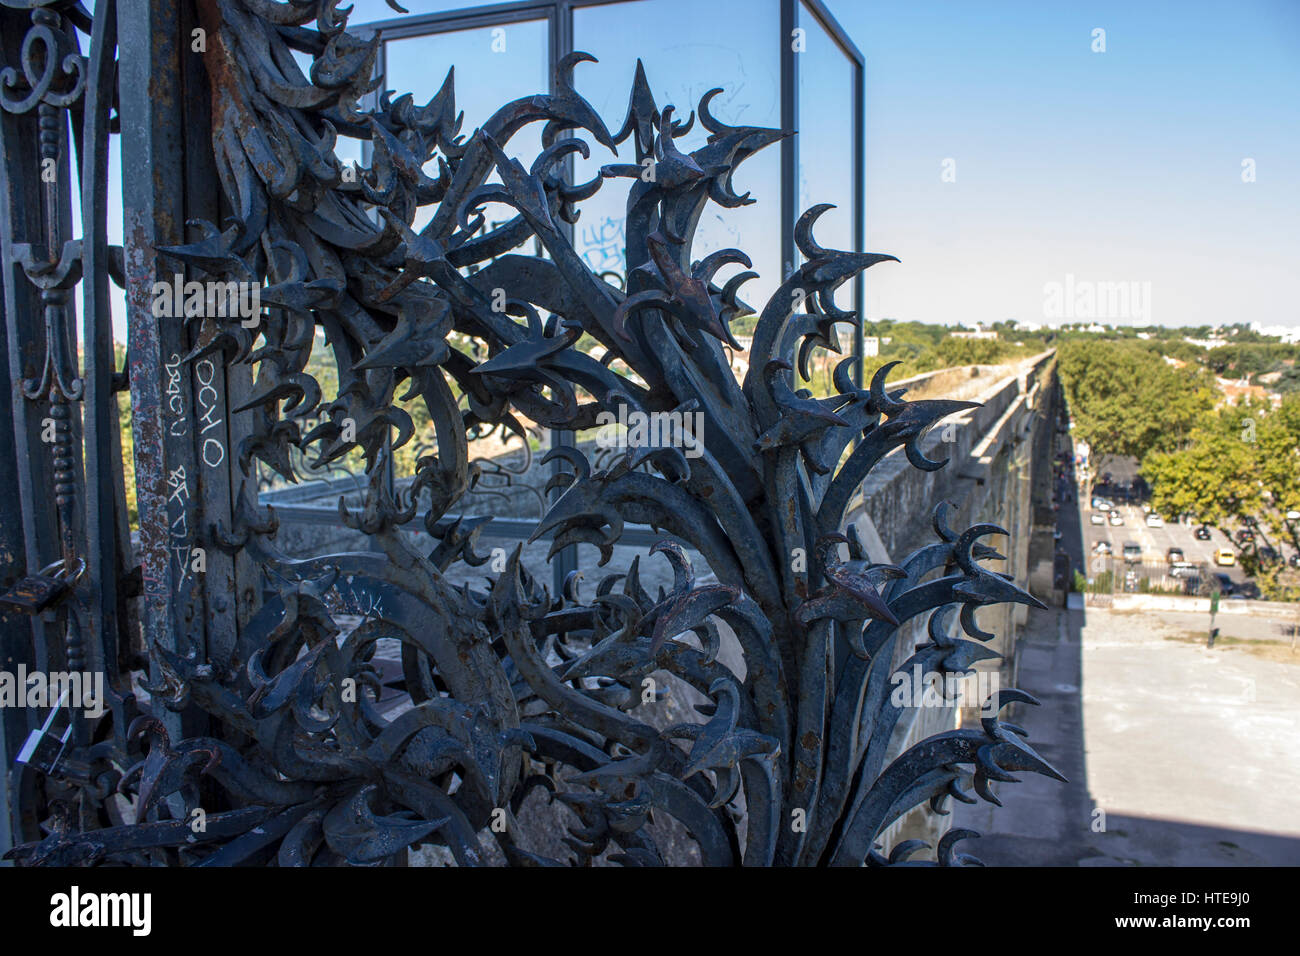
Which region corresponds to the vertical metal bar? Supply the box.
[780,0,799,282]
[852,54,864,387]
[117,0,206,750]
[550,1,578,596]
[80,0,125,706]
[180,0,244,673]
[0,265,18,857]
[0,5,59,849]
[0,176,25,863]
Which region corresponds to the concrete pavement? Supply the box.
[951,604,1300,866]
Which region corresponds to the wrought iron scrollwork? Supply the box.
[1,0,1061,867]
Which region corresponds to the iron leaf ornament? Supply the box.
[3,0,1061,867]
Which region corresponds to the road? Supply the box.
[1081,503,1249,587]
[1074,453,1300,593]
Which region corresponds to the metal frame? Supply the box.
[799,0,866,386]
[0,0,1059,869]
[1,0,131,850]
[340,0,868,586]
[358,0,865,344]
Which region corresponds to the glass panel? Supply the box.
[107,136,127,343]
[797,3,855,259]
[797,3,855,394]
[349,0,472,26]
[573,0,783,336]
[384,20,550,233]
[381,21,552,531]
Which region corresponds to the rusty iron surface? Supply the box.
[0,0,1059,867]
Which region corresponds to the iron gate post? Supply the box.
[117,0,253,750]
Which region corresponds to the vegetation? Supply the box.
[861,320,1042,379]
[113,321,1297,580]
[1255,563,1300,604]
[1142,394,1300,584]
[115,344,137,529]
[1072,568,1114,594]
[1204,342,1295,376]
[1056,339,1216,466]
[1048,330,1298,599]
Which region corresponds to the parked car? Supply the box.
[1236,529,1255,544]
[1122,543,1142,563]
[1093,541,1113,555]
[1290,552,1300,569]
[1091,497,1113,511]
[1090,512,1106,526]
[1145,513,1164,528]
[1194,526,1212,541]
[1109,511,1123,526]
[1213,572,1235,594]
[1166,547,1185,564]
[1214,548,1236,567]
[1170,561,1198,578]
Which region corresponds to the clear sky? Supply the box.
[824,0,1300,329]
[103,0,1300,338]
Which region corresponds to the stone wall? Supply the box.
[844,351,1058,854]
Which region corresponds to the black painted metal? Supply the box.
[0,0,1060,867]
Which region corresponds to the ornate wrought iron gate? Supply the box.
[0,0,1060,867]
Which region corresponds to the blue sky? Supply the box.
[104,0,1300,338]
[825,0,1300,328]
[340,0,1300,329]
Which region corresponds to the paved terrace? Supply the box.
[952,603,1300,866]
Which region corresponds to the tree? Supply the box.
[935,335,1008,367]
[114,343,137,529]
[1256,563,1300,603]
[1143,416,1262,526]
[1275,365,1300,395]
[1057,339,1215,467]
[1257,393,1300,544]
[1143,395,1300,569]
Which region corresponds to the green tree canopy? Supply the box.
[1142,412,1263,526]
[1257,393,1300,518]
[1057,339,1215,464]
[1142,394,1300,565]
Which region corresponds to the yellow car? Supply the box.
[1214,548,1236,567]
